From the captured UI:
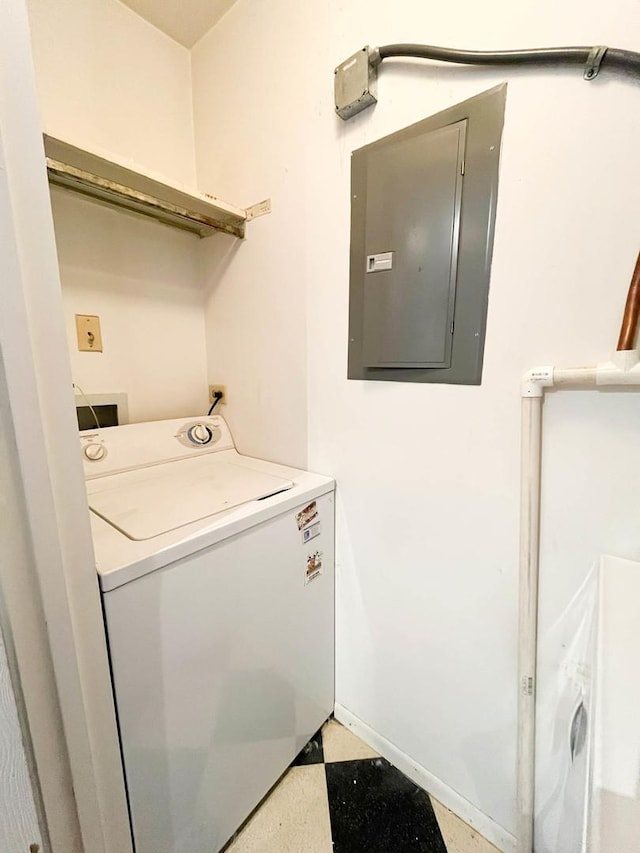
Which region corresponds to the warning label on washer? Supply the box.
[296,500,318,530]
[302,521,321,544]
[305,550,323,585]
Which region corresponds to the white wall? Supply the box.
[52,189,208,423]
[26,0,196,186]
[192,1,640,845]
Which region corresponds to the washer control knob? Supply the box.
[84,443,106,461]
[187,423,213,445]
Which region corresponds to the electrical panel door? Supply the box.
[361,121,466,368]
[348,85,506,385]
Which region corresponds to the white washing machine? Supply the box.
[81,415,335,853]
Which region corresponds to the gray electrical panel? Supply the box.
[348,85,506,385]
[362,120,466,368]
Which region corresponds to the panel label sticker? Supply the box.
[366,251,394,273]
[306,551,323,585]
[296,500,318,530]
[302,521,321,544]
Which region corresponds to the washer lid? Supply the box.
[87,455,293,541]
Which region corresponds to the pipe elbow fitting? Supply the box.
[521,366,554,397]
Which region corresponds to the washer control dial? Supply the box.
[187,423,214,446]
[84,442,106,461]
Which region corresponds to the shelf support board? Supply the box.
[44,136,246,239]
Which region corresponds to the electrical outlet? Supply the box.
[76,314,103,352]
[209,385,226,404]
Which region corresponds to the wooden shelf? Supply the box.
[44,136,246,239]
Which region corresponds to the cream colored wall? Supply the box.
[197,226,307,466]
[192,3,314,467]
[27,0,208,424]
[26,0,196,186]
[191,1,640,847]
[52,189,208,423]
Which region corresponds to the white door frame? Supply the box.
[0,2,133,851]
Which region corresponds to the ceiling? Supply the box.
[120,0,237,48]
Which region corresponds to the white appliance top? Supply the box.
[81,416,334,591]
[88,456,293,540]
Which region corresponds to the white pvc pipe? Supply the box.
[552,367,597,387]
[516,360,636,852]
[517,395,543,853]
[517,370,596,853]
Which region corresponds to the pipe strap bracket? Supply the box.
[584,46,608,80]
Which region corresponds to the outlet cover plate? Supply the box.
[209,385,226,403]
[76,314,103,352]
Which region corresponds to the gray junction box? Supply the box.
[334,47,377,120]
[347,85,506,385]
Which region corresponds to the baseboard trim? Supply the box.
[333,703,516,853]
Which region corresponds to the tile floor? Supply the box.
[225,719,502,853]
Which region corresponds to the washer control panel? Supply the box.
[176,421,222,449]
[81,416,234,480]
[83,439,107,462]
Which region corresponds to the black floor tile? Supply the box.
[292,727,324,766]
[326,757,448,853]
